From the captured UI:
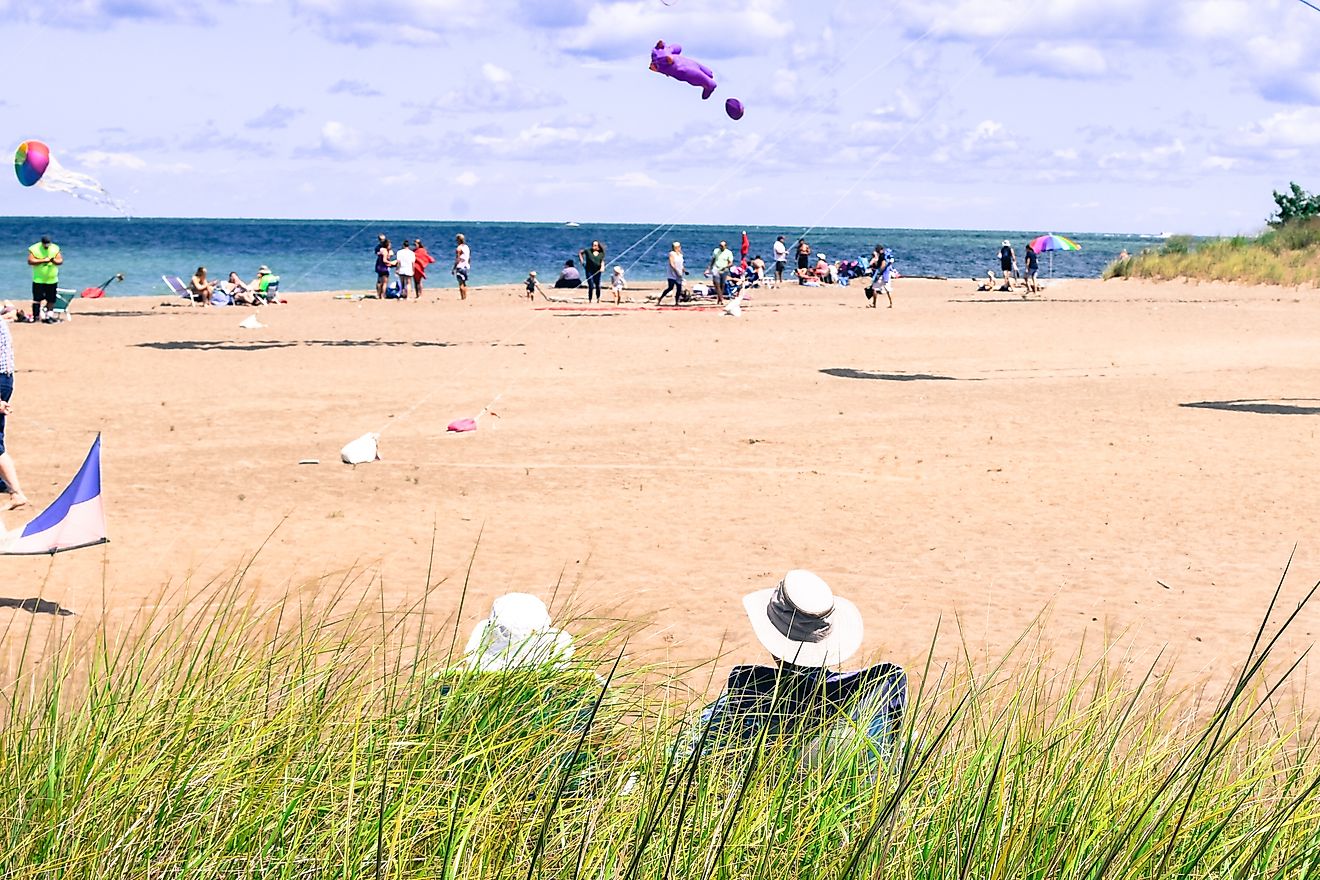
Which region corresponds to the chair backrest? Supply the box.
[162,275,190,298]
[707,663,908,752]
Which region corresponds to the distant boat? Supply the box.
[564,221,580,228]
[1157,231,1173,238]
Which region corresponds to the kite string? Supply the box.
[285,221,376,292]
[614,17,944,281]
[797,24,1023,242]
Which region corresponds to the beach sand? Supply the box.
[3,277,1319,691]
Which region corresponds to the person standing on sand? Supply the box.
[773,235,787,283]
[1023,245,1039,295]
[796,238,811,276]
[375,237,394,298]
[658,241,685,304]
[0,317,30,511]
[396,240,417,299]
[708,239,734,305]
[579,240,606,304]
[454,233,471,300]
[27,235,63,323]
[412,238,435,297]
[998,240,1015,291]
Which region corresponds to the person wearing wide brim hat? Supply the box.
[682,570,905,760]
[742,569,864,668]
[462,592,575,672]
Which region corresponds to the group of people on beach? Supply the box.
[372,233,470,301]
[188,266,281,306]
[529,233,896,309]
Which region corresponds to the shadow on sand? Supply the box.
[0,597,74,616]
[1180,399,1320,416]
[821,368,972,382]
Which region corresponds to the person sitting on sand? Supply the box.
[189,267,215,306]
[975,271,997,292]
[795,267,821,287]
[686,570,907,761]
[554,259,582,289]
[462,593,575,672]
[224,271,262,306]
[814,253,835,284]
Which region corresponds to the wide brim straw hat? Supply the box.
[463,592,575,672]
[742,570,863,668]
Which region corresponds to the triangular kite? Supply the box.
[1,434,108,555]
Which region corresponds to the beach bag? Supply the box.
[864,286,875,301]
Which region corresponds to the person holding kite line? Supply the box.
[27,235,63,323]
[0,317,30,511]
[579,240,606,304]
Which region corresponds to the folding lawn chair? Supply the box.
[50,288,77,322]
[162,274,198,303]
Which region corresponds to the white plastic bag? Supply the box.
[340,432,380,464]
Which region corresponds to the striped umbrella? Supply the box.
[1027,233,1081,276]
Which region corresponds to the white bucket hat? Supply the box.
[463,592,575,672]
[742,570,863,668]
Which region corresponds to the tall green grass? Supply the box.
[1104,219,1320,285]
[1,561,1318,879]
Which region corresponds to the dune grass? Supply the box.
[1104,219,1320,285]
[0,560,1318,879]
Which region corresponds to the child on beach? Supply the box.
[611,265,626,304]
[524,270,543,301]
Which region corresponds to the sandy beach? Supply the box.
[3,277,1318,690]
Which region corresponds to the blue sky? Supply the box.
[2,0,1318,234]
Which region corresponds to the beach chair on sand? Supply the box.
[690,662,908,765]
[162,274,198,303]
[50,288,77,322]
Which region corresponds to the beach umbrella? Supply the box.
[1027,233,1081,277]
[740,230,749,270]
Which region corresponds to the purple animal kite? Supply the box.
[650,40,717,100]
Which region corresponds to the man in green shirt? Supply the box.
[707,240,734,305]
[27,235,63,323]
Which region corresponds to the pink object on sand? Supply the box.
[447,418,478,433]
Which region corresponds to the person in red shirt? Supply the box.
[412,238,436,298]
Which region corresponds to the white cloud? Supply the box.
[482,63,513,85]
[75,150,191,174]
[1098,138,1186,169]
[1238,108,1320,148]
[608,171,660,189]
[561,0,792,60]
[471,123,615,156]
[962,119,1017,155]
[1019,44,1109,79]
[455,170,480,187]
[1202,156,1238,171]
[300,121,362,158]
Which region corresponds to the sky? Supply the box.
[1,0,1319,235]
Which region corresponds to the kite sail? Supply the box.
[0,435,108,555]
[13,140,128,214]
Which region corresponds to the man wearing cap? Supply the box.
[999,240,1015,291]
[707,240,734,305]
[27,235,63,323]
